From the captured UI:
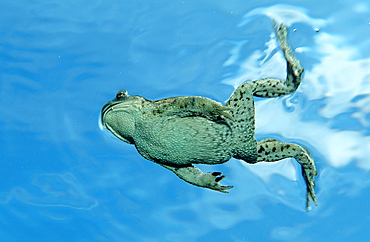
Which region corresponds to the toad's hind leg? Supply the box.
[248,21,304,98]
[227,21,305,163]
[255,139,318,211]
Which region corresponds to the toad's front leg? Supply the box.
[160,164,233,193]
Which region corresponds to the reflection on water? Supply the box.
[1,1,370,241]
[223,4,370,172]
[238,4,326,29]
[0,173,97,209]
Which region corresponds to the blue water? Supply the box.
[1,0,370,241]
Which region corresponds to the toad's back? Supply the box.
[133,115,234,166]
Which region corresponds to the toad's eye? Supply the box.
[116,89,128,99]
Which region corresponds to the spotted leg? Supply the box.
[227,21,305,162]
[247,20,304,98]
[160,164,233,193]
[256,139,317,211]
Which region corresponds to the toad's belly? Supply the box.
[133,116,233,165]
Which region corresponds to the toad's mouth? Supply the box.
[101,102,131,127]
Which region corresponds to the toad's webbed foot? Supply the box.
[161,164,233,193]
[200,171,234,193]
[273,20,304,79]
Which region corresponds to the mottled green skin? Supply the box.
[101,22,318,211]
